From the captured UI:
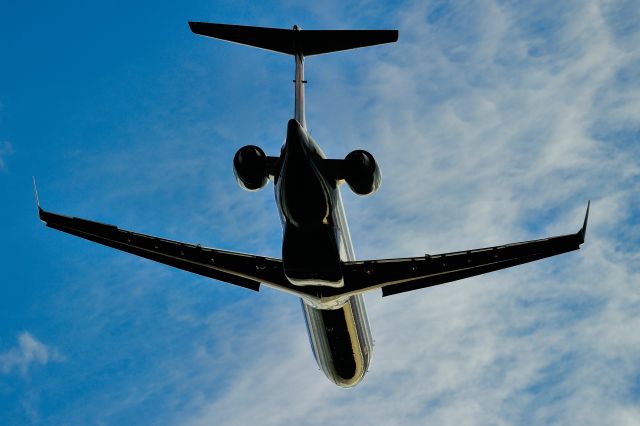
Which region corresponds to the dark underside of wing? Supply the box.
[343,231,583,297]
[342,203,590,297]
[38,208,291,292]
[38,201,589,301]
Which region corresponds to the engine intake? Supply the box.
[344,150,381,195]
[233,145,269,191]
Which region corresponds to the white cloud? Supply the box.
[0,332,63,375]
[176,0,640,425]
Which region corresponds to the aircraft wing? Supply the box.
[342,203,590,297]
[37,207,292,293]
[36,189,589,304]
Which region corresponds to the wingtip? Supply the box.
[32,176,45,222]
[188,21,208,34]
[187,21,200,34]
[578,200,590,243]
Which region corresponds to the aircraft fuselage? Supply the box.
[275,118,373,387]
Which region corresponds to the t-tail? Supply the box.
[188,22,398,128]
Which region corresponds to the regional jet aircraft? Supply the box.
[36,22,589,387]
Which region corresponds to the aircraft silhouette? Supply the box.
[36,22,589,387]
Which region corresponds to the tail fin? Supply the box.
[188,22,398,56]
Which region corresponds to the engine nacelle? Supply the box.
[233,145,269,191]
[343,150,381,195]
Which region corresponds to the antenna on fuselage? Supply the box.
[188,22,398,128]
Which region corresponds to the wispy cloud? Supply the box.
[0,332,63,375]
[23,0,639,424]
[0,141,13,171]
[176,0,640,424]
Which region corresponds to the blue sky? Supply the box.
[1,0,639,424]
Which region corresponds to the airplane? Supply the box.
[36,22,589,388]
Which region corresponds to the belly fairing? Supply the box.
[282,222,343,286]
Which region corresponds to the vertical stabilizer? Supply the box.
[189,22,398,128]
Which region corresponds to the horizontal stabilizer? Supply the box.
[188,22,398,56]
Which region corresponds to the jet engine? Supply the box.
[233,145,269,191]
[343,150,381,195]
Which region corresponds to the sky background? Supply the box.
[1,0,639,424]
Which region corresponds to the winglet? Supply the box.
[578,200,590,244]
[32,176,45,222]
